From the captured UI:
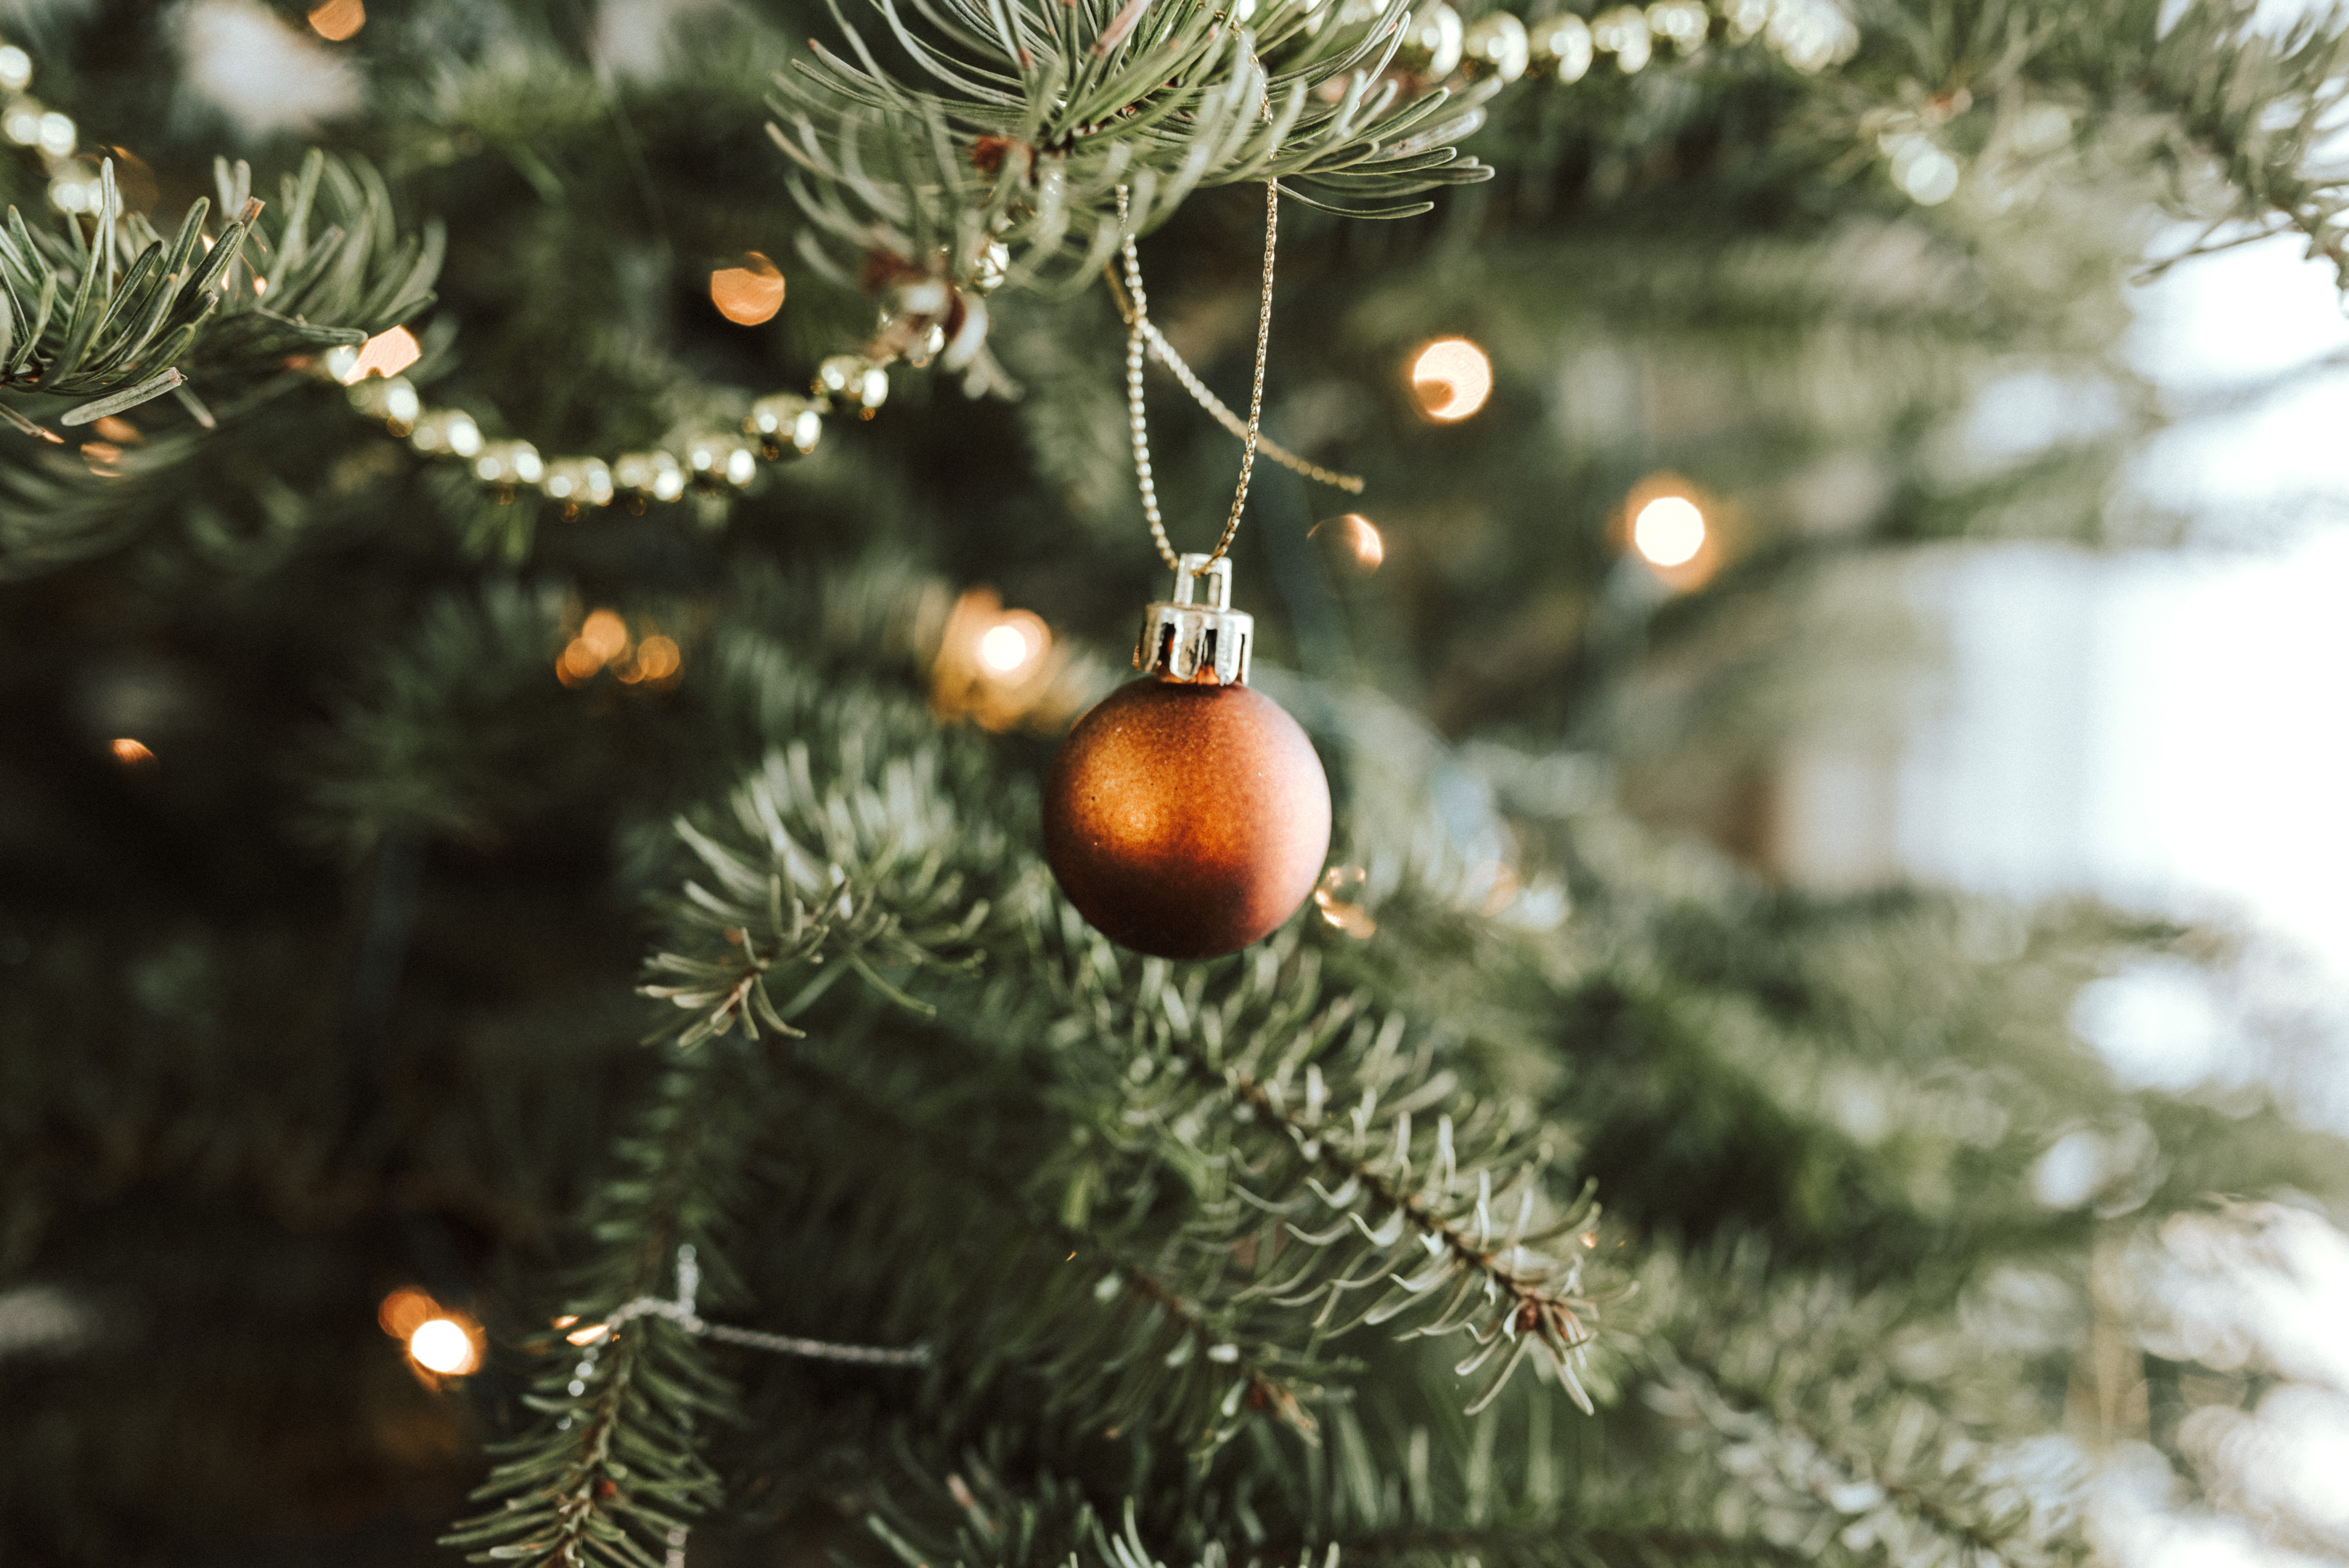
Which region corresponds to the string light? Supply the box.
[1620,475,1723,589]
[709,253,786,326]
[379,1287,484,1379]
[931,589,1070,731]
[976,613,1047,677]
[580,609,628,662]
[306,0,364,41]
[1408,338,1492,422]
[557,608,684,688]
[409,1316,481,1376]
[621,635,681,684]
[1632,495,1707,567]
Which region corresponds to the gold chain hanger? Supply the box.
[1112,176,1363,577]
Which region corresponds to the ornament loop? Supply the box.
[1137,554,1253,686]
[1172,553,1233,609]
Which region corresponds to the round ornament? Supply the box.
[1045,557,1331,960]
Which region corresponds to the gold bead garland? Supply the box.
[338,349,890,515]
[6,0,1881,530]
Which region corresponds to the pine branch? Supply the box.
[2128,0,2349,291]
[764,1044,1334,1450]
[451,735,1010,1566]
[0,162,256,410]
[982,917,1615,1418]
[859,1416,1819,1568]
[767,0,1498,298]
[0,148,438,434]
[446,1050,745,1568]
[1635,1244,2088,1567]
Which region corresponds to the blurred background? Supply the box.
[1776,229,2349,1122]
[2,0,2347,1562]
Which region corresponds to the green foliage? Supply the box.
[0,147,441,578]
[2078,0,2349,287]
[0,147,437,430]
[769,0,1498,295]
[452,718,1009,1565]
[9,1,2349,1566]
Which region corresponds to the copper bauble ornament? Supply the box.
[1045,556,1332,960]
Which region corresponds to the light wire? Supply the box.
[586,1244,930,1368]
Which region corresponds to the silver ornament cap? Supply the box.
[1135,553,1253,686]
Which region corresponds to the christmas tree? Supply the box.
[3,0,2347,1564]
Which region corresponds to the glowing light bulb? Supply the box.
[1632,495,1706,567]
[978,623,1031,674]
[934,594,1058,729]
[709,253,786,326]
[1409,338,1492,422]
[976,611,1048,679]
[408,1317,480,1376]
[110,738,154,766]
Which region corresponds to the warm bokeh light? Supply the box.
[380,1288,483,1379]
[709,253,785,326]
[931,591,1066,731]
[977,623,1029,673]
[408,1316,481,1376]
[377,1286,436,1339]
[1308,513,1384,573]
[626,635,681,684]
[976,613,1047,677]
[579,609,629,663]
[307,0,364,41]
[557,639,601,685]
[558,611,679,687]
[1632,495,1707,567]
[110,738,154,766]
[335,326,420,385]
[1409,338,1493,422]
